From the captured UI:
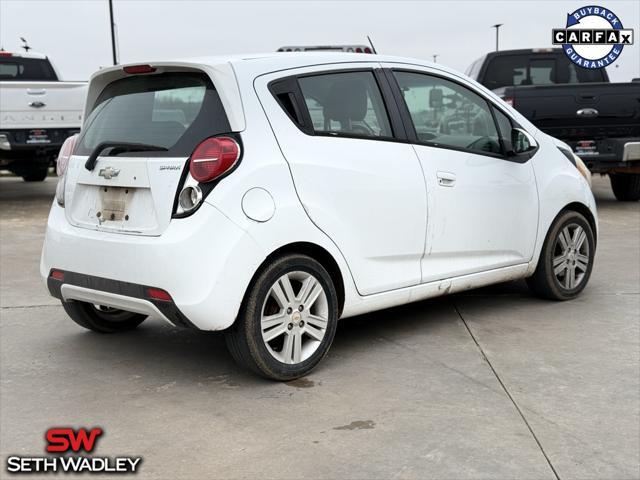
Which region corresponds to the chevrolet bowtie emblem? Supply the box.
[98,167,120,180]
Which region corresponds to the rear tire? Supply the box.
[62,301,147,333]
[527,211,595,300]
[225,254,339,381]
[22,166,49,182]
[610,173,640,201]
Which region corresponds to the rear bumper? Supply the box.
[563,137,640,172]
[0,128,80,154]
[41,201,265,330]
[47,270,196,328]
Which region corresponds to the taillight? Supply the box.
[363,47,372,54]
[123,64,156,74]
[56,134,78,176]
[55,134,78,207]
[189,137,240,183]
[503,97,515,107]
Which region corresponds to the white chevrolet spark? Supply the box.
[42,53,597,380]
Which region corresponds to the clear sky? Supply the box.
[1,0,638,82]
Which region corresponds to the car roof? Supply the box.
[99,51,446,76]
[194,51,440,70]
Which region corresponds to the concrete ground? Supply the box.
[0,175,638,479]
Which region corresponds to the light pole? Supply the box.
[108,0,117,65]
[492,24,503,52]
[432,54,438,63]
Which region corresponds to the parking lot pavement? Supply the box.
[1,175,638,479]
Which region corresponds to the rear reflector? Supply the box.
[123,64,156,74]
[50,270,64,281]
[189,136,241,183]
[146,287,172,302]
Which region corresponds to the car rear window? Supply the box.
[0,57,57,81]
[482,55,605,89]
[75,72,231,157]
[298,71,393,139]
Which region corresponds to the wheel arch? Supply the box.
[560,202,598,246]
[529,200,598,277]
[244,241,346,317]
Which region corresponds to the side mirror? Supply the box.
[429,88,443,108]
[509,128,537,155]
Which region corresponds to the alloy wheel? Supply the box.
[552,223,590,290]
[260,271,329,364]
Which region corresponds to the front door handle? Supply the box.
[436,171,456,187]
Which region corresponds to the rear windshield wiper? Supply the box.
[85,142,169,171]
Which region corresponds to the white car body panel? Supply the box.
[414,144,538,282]
[63,155,187,236]
[253,64,427,295]
[41,52,597,331]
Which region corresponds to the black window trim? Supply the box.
[268,67,409,144]
[386,67,537,162]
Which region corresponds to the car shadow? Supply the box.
[56,279,535,388]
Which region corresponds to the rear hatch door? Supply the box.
[65,70,232,236]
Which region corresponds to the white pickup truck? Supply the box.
[0,52,87,181]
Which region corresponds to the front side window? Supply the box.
[298,71,392,138]
[493,108,513,142]
[394,71,501,155]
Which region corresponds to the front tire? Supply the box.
[62,301,147,333]
[610,173,640,201]
[225,254,339,381]
[527,211,595,300]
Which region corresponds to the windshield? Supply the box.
[0,56,57,81]
[75,72,231,157]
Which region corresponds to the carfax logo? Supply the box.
[5,427,142,474]
[553,5,634,69]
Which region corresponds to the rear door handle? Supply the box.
[436,171,456,187]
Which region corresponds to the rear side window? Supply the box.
[0,57,57,81]
[481,55,605,89]
[394,71,502,155]
[75,73,231,157]
[298,71,393,138]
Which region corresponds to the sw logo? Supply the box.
[552,5,634,69]
[45,427,103,453]
[5,427,142,475]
